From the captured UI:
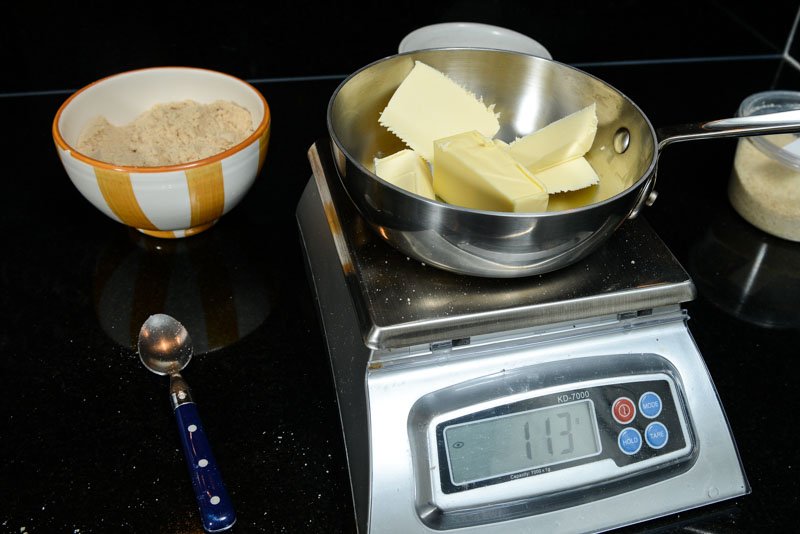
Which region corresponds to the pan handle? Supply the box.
[629,109,800,219]
[656,109,800,150]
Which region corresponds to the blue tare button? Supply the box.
[645,422,669,449]
[638,392,663,419]
[618,427,642,455]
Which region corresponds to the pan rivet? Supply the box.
[614,128,631,154]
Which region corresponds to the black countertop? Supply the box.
[3,2,800,533]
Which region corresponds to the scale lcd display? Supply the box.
[444,400,600,485]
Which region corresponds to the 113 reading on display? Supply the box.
[444,399,601,485]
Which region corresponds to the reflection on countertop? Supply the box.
[93,225,273,354]
[688,199,800,329]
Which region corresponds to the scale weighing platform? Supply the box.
[296,140,749,533]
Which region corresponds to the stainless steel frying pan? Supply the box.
[327,48,800,278]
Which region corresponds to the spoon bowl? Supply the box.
[138,313,193,376]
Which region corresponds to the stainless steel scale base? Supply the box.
[297,140,748,533]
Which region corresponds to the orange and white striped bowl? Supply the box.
[52,67,270,238]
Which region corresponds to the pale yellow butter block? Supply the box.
[534,156,599,193]
[493,138,511,151]
[433,131,548,213]
[379,61,500,161]
[374,149,435,199]
[547,172,627,211]
[385,171,435,199]
[510,103,598,172]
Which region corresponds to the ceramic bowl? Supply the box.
[52,67,271,238]
[398,22,551,59]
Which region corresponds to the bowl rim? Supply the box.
[398,22,552,59]
[52,66,271,173]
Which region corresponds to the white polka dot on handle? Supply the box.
[210,496,221,505]
[198,459,209,467]
[188,424,198,432]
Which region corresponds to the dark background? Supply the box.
[2,1,800,533]
[3,2,798,93]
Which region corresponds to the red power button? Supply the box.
[612,397,636,424]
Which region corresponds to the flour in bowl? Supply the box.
[77,100,254,166]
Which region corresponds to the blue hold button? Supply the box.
[618,427,642,455]
[639,392,663,419]
[645,422,669,449]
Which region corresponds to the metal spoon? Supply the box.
[137,313,236,532]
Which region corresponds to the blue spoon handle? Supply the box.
[174,401,237,532]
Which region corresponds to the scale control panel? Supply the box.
[409,355,699,530]
[436,378,688,495]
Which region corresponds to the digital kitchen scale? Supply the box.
[296,140,749,533]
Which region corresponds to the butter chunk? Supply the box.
[379,61,500,161]
[510,104,598,172]
[534,157,599,194]
[374,149,435,199]
[433,131,548,213]
[493,138,511,151]
[547,172,627,211]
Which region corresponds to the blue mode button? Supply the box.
[639,391,663,419]
[645,422,669,449]
[618,427,642,455]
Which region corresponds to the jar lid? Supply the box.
[738,90,800,171]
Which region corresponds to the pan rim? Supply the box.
[326,47,659,219]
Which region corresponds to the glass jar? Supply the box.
[729,90,800,242]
